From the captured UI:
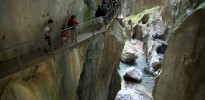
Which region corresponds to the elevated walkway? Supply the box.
[0,4,120,80]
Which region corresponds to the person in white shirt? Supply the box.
[44,19,53,53]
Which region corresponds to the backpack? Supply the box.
[67,19,74,29]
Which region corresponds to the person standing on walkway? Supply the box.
[112,0,117,8]
[95,5,104,29]
[61,26,68,44]
[67,15,79,43]
[101,1,108,16]
[44,19,53,53]
[95,5,103,17]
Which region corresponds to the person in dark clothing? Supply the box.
[95,5,103,17]
[101,1,108,16]
[95,5,104,29]
[112,0,117,8]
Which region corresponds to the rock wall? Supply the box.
[77,20,124,100]
[1,59,58,100]
[0,0,84,61]
[153,3,205,100]
[121,0,162,17]
[0,20,125,100]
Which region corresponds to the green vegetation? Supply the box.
[129,6,161,23]
[197,2,205,9]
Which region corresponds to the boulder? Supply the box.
[151,62,161,71]
[115,67,152,100]
[139,14,150,24]
[144,62,161,76]
[123,67,143,82]
[115,88,153,100]
[156,44,168,54]
[132,25,143,41]
[144,66,157,76]
[121,49,138,63]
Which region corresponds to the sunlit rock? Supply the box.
[121,49,138,63]
[124,67,143,82]
[154,5,205,100]
[0,20,125,100]
[115,85,153,100]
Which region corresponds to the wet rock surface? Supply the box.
[118,40,155,100]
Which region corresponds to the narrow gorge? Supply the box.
[0,0,205,100]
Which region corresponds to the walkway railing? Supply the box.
[0,3,120,79]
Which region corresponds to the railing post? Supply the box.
[14,47,24,77]
[92,20,95,37]
[30,67,33,80]
[50,37,55,53]
[74,28,78,48]
[104,17,107,30]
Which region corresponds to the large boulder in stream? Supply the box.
[123,67,143,82]
[121,49,138,63]
[115,67,153,100]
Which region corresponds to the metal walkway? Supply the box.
[0,4,120,80]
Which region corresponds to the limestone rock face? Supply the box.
[153,7,205,100]
[0,0,85,62]
[121,0,162,16]
[107,69,121,100]
[0,20,125,100]
[1,59,59,100]
[76,20,124,100]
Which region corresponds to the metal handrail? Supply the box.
[0,3,120,79]
[0,3,120,52]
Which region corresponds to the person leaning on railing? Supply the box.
[44,19,53,53]
[67,15,79,43]
[95,5,104,29]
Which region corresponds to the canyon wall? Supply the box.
[153,1,205,100]
[121,0,162,17]
[0,20,125,100]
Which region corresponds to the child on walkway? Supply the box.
[61,26,68,44]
